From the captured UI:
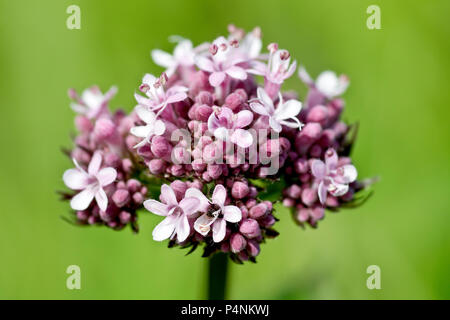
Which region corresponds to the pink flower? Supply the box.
[248,47,297,85]
[207,106,254,148]
[130,106,165,148]
[311,148,357,204]
[144,185,201,242]
[70,86,117,119]
[299,67,349,99]
[250,87,303,132]
[195,36,248,87]
[63,151,117,211]
[151,38,196,77]
[188,185,242,243]
[134,73,188,115]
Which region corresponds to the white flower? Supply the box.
[250,87,303,132]
[63,151,117,212]
[299,66,349,99]
[151,38,196,76]
[188,185,242,243]
[130,106,165,148]
[248,49,297,84]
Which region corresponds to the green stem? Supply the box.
[207,253,229,300]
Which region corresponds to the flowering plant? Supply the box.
[60,25,374,267]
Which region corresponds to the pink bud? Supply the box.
[170,180,187,201]
[294,158,309,174]
[306,105,328,124]
[148,159,166,174]
[195,91,214,106]
[239,219,261,239]
[104,153,120,167]
[238,251,249,261]
[151,136,172,158]
[126,179,141,193]
[207,164,222,179]
[285,184,302,199]
[231,181,249,199]
[75,115,93,132]
[170,164,185,176]
[76,211,89,221]
[245,199,257,209]
[132,192,144,204]
[230,233,247,253]
[94,118,116,141]
[260,214,276,227]
[249,203,268,219]
[301,188,318,206]
[225,92,245,110]
[119,211,132,224]
[122,158,133,173]
[112,189,130,207]
[310,144,322,158]
[247,240,260,257]
[295,123,322,154]
[283,198,295,207]
[195,105,213,121]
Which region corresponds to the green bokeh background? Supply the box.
[1,0,449,299]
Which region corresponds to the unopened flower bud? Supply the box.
[112,189,130,207]
[148,159,166,174]
[170,180,187,201]
[207,164,222,179]
[94,118,116,140]
[230,233,247,253]
[75,115,93,132]
[247,240,260,257]
[231,181,249,199]
[301,188,318,206]
[195,91,214,106]
[249,203,268,219]
[239,219,261,239]
[119,211,132,224]
[151,136,172,158]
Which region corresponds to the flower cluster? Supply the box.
[61,25,373,262]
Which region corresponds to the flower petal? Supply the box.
[88,151,102,175]
[209,72,226,87]
[230,129,253,148]
[97,167,117,187]
[257,87,274,112]
[135,105,156,124]
[160,184,178,206]
[225,66,247,80]
[212,218,226,243]
[179,197,200,216]
[212,184,227,206]
[325,148,338,171]
[249,101,271,116]
[316,71,340,98]
[298,66,314,85]
[95,188,108,211]
[318,180,328,205]
[223,205,242,223]
[151,49,175,68]
[334,165,357,184]
[195,56,215,72]
[63,169,88,190]
[274,99,302,121]
[311,160,326,180]
[152,215,177,241]
[70,188,95,211]
[194,213,215,236]
[166,91,187,104]
[144,199,170,216]
[176,215,190,242]
[185,188,210,212]
[328,181,349,197]
[214,127,229,141]
[269,117,282,133]
[130,125,152,138]
[153,120,166,136]
[234,110,253,129]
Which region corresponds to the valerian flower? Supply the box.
[63,151,117,211]
[311,148,358,204]
[298,66,349,99]
[207,106,254,148]
[195,36,248,87]
[144,185,200,242]
[134,73,188,115]
[248,45,297,85]
[188,185,242,243]
[151,37,196,76]
[69,86,117,119]
[250,87,303,132]
[130,106,166,148]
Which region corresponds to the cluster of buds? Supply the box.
[61,26,373,262]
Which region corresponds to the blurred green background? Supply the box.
[0,0,449,299]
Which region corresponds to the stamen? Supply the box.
[139,84,150,93]
[267,43,278,53]
[209,44,218,55]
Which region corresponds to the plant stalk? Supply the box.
[207,253,228,300]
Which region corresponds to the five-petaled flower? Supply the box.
[195,36,248,87]
[134,73,188,115]
[144,184,201,242]
[298,66,349,99]
[207,106,254,148]
[69,86,117,119]
[189,185,242,243]
[63,151,117,211]
[250,87,303,132]
[130,106,166,148]
[248,47,297,85]
[311,148,357,204]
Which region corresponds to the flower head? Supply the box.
[250,87,303,132]
[69,86,117,119]
[188,185,242,242]
[63,151,117,211]
[311,148,358,204]
[130,106,165,148]
[207,106,254,148]
[144,184,200,242]
[249,47,297,85]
